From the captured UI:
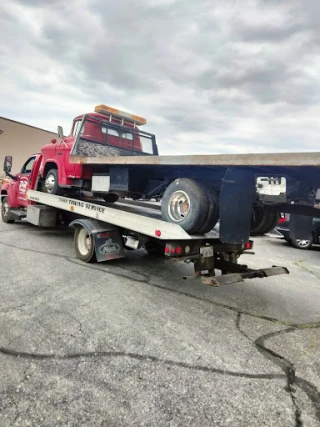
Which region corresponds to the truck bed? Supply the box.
[69,152,320,198]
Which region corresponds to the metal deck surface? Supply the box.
[92,199,221,240]
[26,191,220,241]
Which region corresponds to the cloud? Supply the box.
[0,0,319,155]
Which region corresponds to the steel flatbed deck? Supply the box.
[26,190,220,241]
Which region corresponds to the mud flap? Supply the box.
[69,218,125,262]
[288,214,313,241]
[219,168,256,244]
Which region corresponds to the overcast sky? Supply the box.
[1,0,319,155]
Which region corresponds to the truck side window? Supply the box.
[21,156,36,174]
[72,120,81,137]
[102,127,119,137]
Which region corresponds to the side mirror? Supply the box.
[2,155,17,181]
[3,156,12,173]
[57,126,64,139]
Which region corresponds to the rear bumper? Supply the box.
[275,226,290,240]
[202,266,290,286]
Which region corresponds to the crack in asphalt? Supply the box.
[0,240,73,260]
[53,310,84,336]
[0,237,319,328]
[236,313,320,426]
[1,231,320,425]
[1,285,54,314]
[2,243,319,329]
[68,258,151,284]
[0,240,151,285]
[67,257,320,329]
[0,362,36,424]
[1,360,80,425]
[255,329,320,426]
[294,259,320,281]
[0,344,285,379]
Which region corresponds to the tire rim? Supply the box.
[168,190,191,222]
[45,174,55,193]
[77,228,92,256]
[2,201,8,219]
[295,239,310,248]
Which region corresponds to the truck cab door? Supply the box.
[55,120,80,180]
[17,155,42,207]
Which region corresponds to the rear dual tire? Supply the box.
[250,203,279,236]
[161,178,219,234]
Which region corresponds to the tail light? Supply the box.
[245,240,253,250]
[278,214,287,224]
[165,244,183,256]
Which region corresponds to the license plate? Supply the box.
[200,246,214,258]
[256,176,286,196]
[125,236,139,249]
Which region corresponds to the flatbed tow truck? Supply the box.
[3,102,317,286]
[7,103,320,242]
[2,185,289,287]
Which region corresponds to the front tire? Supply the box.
[74,226,96,262]
[161,178,209,234]
[44,169,63,195]
[1,197,15,223]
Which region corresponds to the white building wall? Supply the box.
[0,117,57,176]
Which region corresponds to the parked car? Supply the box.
[275,214,320,249]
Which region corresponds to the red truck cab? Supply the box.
[1,104,158,221]
[39,104,155,197]
[1,154,42,210]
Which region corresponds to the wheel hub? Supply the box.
[168,190,191,222]
[2,201,8,217]
[78,228,92,256]
[45,175,55,192]
[296,239,310,247]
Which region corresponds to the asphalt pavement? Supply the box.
[0,219,319,426]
